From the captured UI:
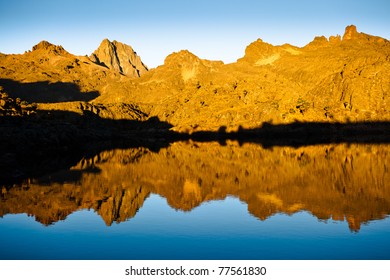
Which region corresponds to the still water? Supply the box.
[1,142,389,259]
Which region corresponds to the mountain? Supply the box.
[0,25,389,132]
[172,25,390,129]
[0,39,147,104]
[99,25,388,131]
[90,39,148,77]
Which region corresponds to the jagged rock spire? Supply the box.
[90,39,148,77]
[343,25,358,40]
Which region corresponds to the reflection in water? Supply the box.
[1,142,389,232]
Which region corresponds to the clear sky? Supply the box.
[0,0,389,68]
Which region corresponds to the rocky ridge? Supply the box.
[91,25,390,131]
[0,39,146,105]
[0,25,389,132]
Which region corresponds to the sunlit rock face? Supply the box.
[1,142,389,232]
[342,25,359,40]
[1,25,389,131]
[90,39,148,77]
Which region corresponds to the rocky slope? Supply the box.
[115,25,389,131]
[0,39,146,104]
[0,25,389,132]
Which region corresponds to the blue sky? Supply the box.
[0,0,389,68]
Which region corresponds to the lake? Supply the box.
[1,141,389,259]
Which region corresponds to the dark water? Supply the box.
[0,142,389,259]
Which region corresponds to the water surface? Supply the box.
[1,142,389,259]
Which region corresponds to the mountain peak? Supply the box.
[31,41,68,55]
[342,25,358,40]
[239,38,280,63]
[90,39,148,77]
[164,50,200,65]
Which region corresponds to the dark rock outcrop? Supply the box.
[0,86,37,116]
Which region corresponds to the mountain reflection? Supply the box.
[1,142,389,232]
